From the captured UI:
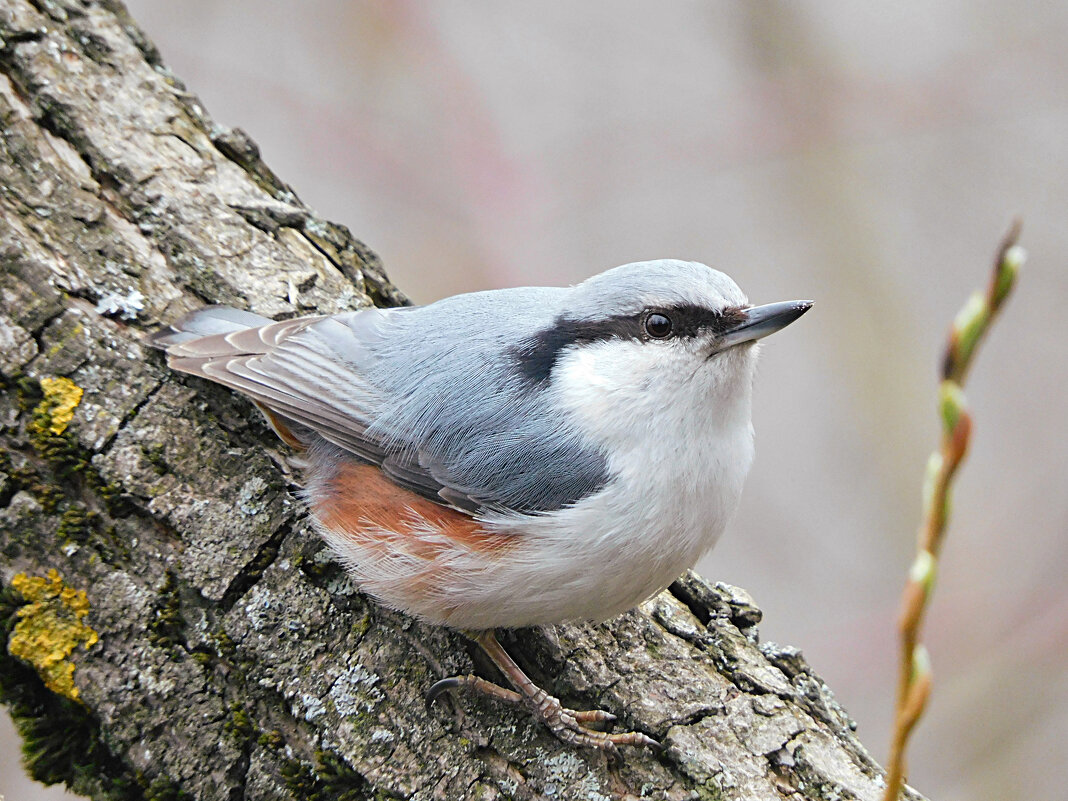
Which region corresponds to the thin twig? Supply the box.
[881,220,1024,801]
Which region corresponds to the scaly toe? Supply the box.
[538,698,657,751]
[569,708,617,726]
[606,730,663,751]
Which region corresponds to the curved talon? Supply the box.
[426,676,462,707]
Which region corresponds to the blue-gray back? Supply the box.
[310,287,610,513]
[158,287,610,515]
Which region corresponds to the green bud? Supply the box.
[994,245,1025,305]
[939,382,967,435]
[909,550,938,595]
[951,292,989,373]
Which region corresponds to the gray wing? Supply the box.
[152,294,609,516]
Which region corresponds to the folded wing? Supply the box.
[152,299,608,517]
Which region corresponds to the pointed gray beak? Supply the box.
[717,300,813,350]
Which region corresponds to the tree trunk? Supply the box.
[0,2,925,799]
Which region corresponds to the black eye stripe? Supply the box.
[513,303,748,384]
[647,303,748,338]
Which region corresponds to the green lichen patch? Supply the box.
[147,571,184,651]
[143,775,193,801]
[15,375,43,414]
[142,441,168,475]
[210,626,236,659]
[224,701,257,743]
[258,728,284,749]
[0,448,64,513]
[7,569,99,701]
[85,466,135,519]
[281,749,375,801]
[56,503,99,545]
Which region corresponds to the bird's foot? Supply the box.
[427,632,661,752]
[524,685,662,752]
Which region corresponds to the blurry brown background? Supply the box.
[3,2,1066,800]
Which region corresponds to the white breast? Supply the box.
[446,338,758,629]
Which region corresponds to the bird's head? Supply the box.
[518,259,809,402]
[511,260,811,457]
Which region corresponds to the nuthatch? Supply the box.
[153,259,811,751]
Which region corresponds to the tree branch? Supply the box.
[0,2,923,799]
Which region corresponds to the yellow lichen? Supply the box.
[8,569,99,701]
[34,377,84,435]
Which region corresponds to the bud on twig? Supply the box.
[881,220,1023,801]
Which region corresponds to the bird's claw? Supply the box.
[533,692,661,752]
[429,672,660,752]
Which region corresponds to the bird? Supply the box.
[151,259,811,751]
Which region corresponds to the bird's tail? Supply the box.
[150,306,313,450]
[149,305,273,349]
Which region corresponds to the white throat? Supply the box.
[552,338,757,549]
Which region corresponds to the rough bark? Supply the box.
[0,2,925,800]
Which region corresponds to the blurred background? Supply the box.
[4,2,1066,799]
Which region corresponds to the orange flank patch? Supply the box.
[315,460,515,560]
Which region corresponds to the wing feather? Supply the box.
[153,299,608,516]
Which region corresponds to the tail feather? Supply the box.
[149,306,272,349]
[151,305,315,449]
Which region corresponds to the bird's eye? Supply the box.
[643,312,673,339]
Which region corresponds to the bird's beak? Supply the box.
[717,300,813,350]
